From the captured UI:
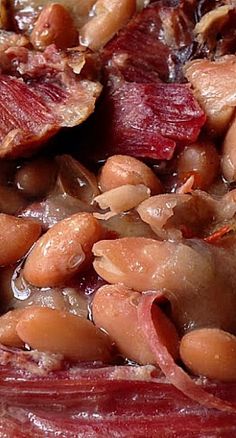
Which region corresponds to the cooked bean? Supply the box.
[0,186,27,214]
[30,3,78,50]
[16,307,112,362]
[99,155,162,194]
[0,161,16,185]
[80,0,136,51]
[0,214,41,266]
[0,309,26,348]
[0,266,16,312]
[93,284,179,364]
[24,213,102,287]
[93,237,236,335]
[180,328,236,382]
[221,115,236,182]
[94,184,150,218]
[15,158,57,198]
[176,141,220,190]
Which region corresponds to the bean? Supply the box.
[80,0,136,51]
[99,155,162,195]
[0,185,27,214]
[222,115,236,182]
[0,214,41,266]
[30,3,78,50]
[176,141,220,190]
[0,309,26,348]
[0,161,16,185]
[15,157,57,198]
[180,328,236,382]
[23,213,102,287]
[93,285,179,364]
[16,307,112,362]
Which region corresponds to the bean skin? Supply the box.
[0,214,41,266]
[99,155,162,195]
[0,309,26,348]
[92,284,179,364]
[180,328,236,382]
[23,213,102,287]
[16,307,112,362]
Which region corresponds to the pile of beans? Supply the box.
[0,145,236,384]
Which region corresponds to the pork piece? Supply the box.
[0,364,236,435]
[0,45,101,158]
[93,237,236,335]
[102,1,194,83]
[92,80,206,161]
[185,55,236,135]
[194,3,236,58]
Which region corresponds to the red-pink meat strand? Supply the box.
[138,292,236,413]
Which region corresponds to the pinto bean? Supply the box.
[0,214,41,266]
[93,237,236,335]
[23,213,102,287]
[99,155,162,195]
[180,328,236,382]
[92,284,179,364]
[0,309,26,348]
[80,0,136,51]
[221,114,236,182]
[0,186,27,215]
[30,3,78,50]
[176,141,220,190]
[16,307,112,362]
[15,158,57,198]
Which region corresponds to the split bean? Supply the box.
[23,213,102,287]
[93,284,179,364]
[180,328,236,382]
[99,155,162,194]
[16,307,112,362]
[0,214,41,266]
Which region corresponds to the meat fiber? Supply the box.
[0,45,101,158]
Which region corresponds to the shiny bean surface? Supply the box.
[93,284,179,364]
[0,214,41,266]
[176,142,220,190]
[24,213,102,287]
[99,155,162,195]
[30,3,78,50]
[15,158,57,198]
[16,307,112,362]
[180,328,236,382]
[0,309,26,348]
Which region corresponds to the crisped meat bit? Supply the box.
[185,55,236,135]
[0,45,102,158]
[93,80,206,161]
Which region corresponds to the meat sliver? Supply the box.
[138,292,236,413]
